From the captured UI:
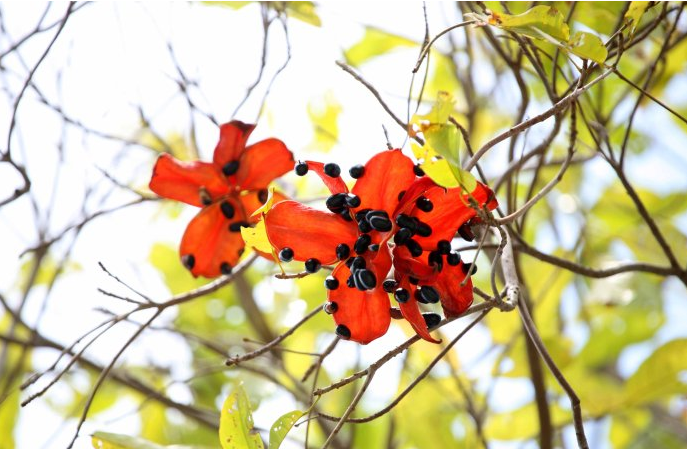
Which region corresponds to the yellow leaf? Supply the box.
[624,2,650,36]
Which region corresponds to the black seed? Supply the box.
[220,201,235,219]
[324,163,341,177]
[409,277,419,285]
[222,160,240,176]
[368,244,380,252]
[396,214,418,231]
[405,239,423,257]
[382,279,398,293]
[229,221,251,232]
[437,240,452,255]
[326,193,347,212]
[349,164,365,178]
[335,324,351,339]
[354,234,372,254]
[358,220,372,233]
[345,194,361,208]
[368,215,392,232]
[345,258,354,268]
[398,190,406,201]
[394,227,413,245]
[323,301,338,314]
[419,285,440,304]
[355,208,372,222]
[462,262,477,275]
[416,222,432,237]
[181,254,195,270]
[258,189,268,203]
[416,196,434,212]
[336,243,350,260]
[295,161,309,176]
[354,269,377,290]
[346,275,355,288]
[394,288,410,303]
[390,307,404,319]
[340,210,354,221]
[350,256,366,271]
[447,251,461,266]
[365,209,389,221]
[458,223,475,242]
[279,247,294,262]
[414,164,425,176]
[325,276,339,290]
[428,251,442,266]
[423,312,442,328]
[220,262,232,275]
[305,258,321,273]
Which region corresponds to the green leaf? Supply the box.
[610,409,651,449]
[567,31,608,65]
[344,27,416,67]
[219,385,265,449]
[485,402,571,440]
[624,2,650,36]
[91,432,204,449]
[307,92,341,152]
[411,91,455,125]
[268,410,303,449]
[624,339,687,406]
[0,390,19,449]
[487,5,570,42]
[283,2,321,27]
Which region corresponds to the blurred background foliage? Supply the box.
[2,2,687,449]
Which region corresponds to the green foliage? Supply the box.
[219,385,264,449]
[344,27,416,67]
[306,92,342,153]
[91,431,207,449]
[268,410,304,449]
[625,339,687,406]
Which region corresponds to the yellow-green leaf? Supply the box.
[307,92,341,153]
[567,31,608,65]
[240,219,272,254]
[411,91,455,126]
[219,385,265,449]
[283,2,321,27]
[609,409,651,449]
[487,6,570,42]
[624,1,650,36]
[91,432,204,449]
[344,27,416,67]
[624,338,687,406]
[268,410,303,449]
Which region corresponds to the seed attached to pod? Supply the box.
[354,234,372,254]
[324,276,339,290]
[423,312,442,328]
[418,285,440,304]
[220,201,235,219]
[279,247,294,262]
[336,243,351,260]
[324,163,341,177]
[394,288,410,303]
[305,258,321,273]
[222,160,240,176]
[382,279,398,293]
[335,324,351,339]
[323,301,338,314]
[447,251,461,266]
[220,262,233,275]
[294,161,309,176]
[437,240,452,255]
[349,164,365,178]
[405,239,423,257]
[416,196,433,212]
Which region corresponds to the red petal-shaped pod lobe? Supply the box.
[239,189,289,224]
[432,260,475,318]
[392,245,437,282]
[264,201,358,265]
[212,121,256,168]
[179,200,247,278]
[235,138,294,190]
[396,277,441,343]
[352,149,416,218]
[149,154,230,207]
[329,262,391,344]
[305,161,349,195]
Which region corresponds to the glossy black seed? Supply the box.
[222,160,240,176]
[346,275,355,287]
[458,223,475,242]
[382,279,398,293]
[354,234,372,254]
[229,221,251,232]
[462,262,477,275]
[345,258,354,268]
[358,220,372,233]
[354,269,377,290]
[324,163,341,178]
[181,254,195,270]
[437,240,452,255]
[447,251,461,266]
[323,301,338,314]
[350,256,366,271]
[279,247,294,262]
[396,214,418,231]
[340,210,354,221]
[258,189,268,203]
[394,227,413,245]
[336,243,351,260]
[368,215,392,232]
[325,276,339,290]
[220,201,235,219]
[220,262,233,275]
[355,208,372,222]
[423,312,442,328]
[428,250,442,266]
[295,161,309,176]
[405,239,423,257]
[413,164,425,176]
[416,196,434,212]
[345,194,361,208]
[418,285,440,304]
[335,324,351,339]
[416,222,432,237]
[349,164,365,178]
[398,190,406,201]
[390,307,404,320]
[368,244,380,252]
[326,193,347,212]
[409,277,419,285]
[394,288,410,303]
[305,258,321,273]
